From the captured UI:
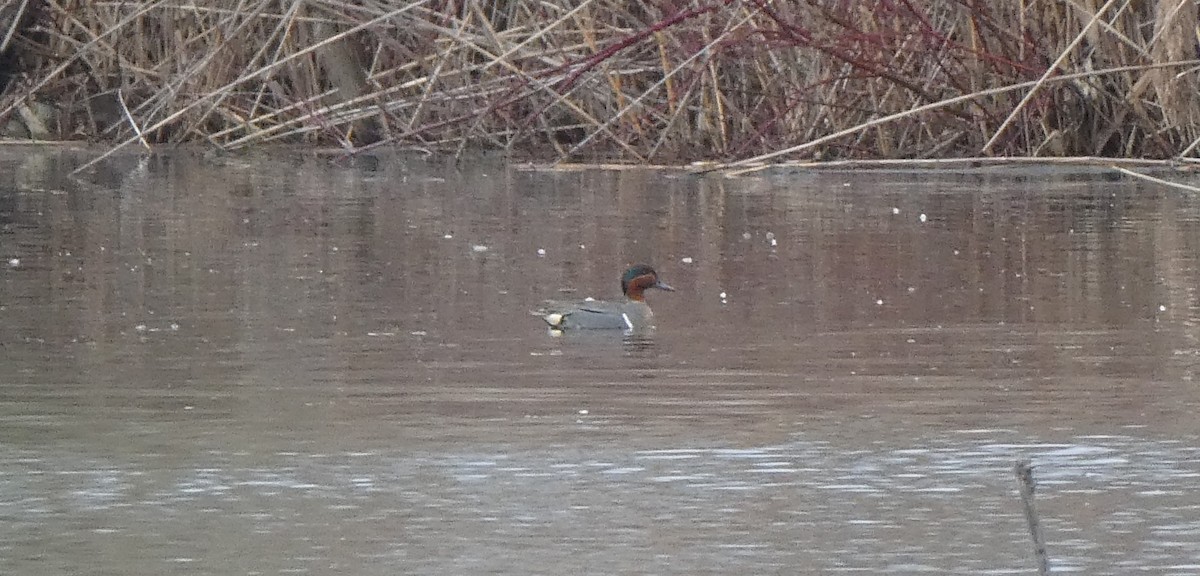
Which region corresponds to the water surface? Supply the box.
[3,149,1200,574]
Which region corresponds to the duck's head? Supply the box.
[621,265,675,301]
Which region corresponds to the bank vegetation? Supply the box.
[0,0,1198,165]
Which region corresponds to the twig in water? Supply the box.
[1014,459,1049,576]
[1111,165,1200,193]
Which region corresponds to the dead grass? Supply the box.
[1,0,1198,164]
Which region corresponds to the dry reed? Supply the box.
[0,1,1198,164]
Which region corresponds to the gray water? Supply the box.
[3,149,1200,574]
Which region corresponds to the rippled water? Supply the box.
[3,149,1200,574]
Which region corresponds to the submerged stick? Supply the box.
[1014,459,1049,576]
[1110,165,1200,193]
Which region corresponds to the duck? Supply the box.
[534,265,675,331]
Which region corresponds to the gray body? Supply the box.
[535,299,655,330]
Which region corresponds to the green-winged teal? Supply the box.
[534,265,675,331]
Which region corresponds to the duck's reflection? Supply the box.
[622,332,657,356]
[537,326,660,359]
